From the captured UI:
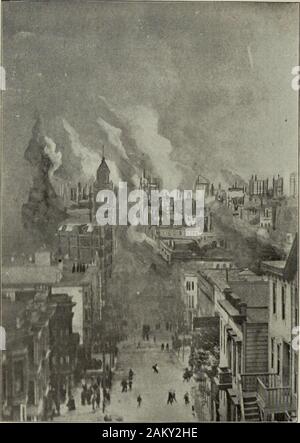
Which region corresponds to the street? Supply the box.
[55,335,200,422]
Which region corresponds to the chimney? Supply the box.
[239,302,247,317]
[223,287,232,301]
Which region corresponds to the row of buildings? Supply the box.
[180,234,298,421]
[1,155,117,421]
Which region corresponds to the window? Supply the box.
[191,281,194,291]
[281,286,286,320]
[277,344,281,375]
[272,281,277,314]
[271,338,275,369]
[13,360,24,395]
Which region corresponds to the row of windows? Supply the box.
[272,282,286,320]
[52,355,70,365]
[186,294,195,309]
[186,280,195,291]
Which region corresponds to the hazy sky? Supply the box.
[2,2,299,251]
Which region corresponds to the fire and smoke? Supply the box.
[22,115,66,244]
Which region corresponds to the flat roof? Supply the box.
[2,265,62,286]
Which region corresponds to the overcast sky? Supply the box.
[2,2,299,251]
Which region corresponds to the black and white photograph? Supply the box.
[0,0,299,424]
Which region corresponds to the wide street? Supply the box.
[55,335,202,422]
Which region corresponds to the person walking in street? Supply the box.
[129,379,133,391]
[166,343,169,351]
[67,395,76,411]
[167,391,173,405]
[161,343,164,351]
[129,368,134,380]
[184,392,190,405]
[137,394,142,407]
[86,386,92,405]
[121,379,128,392]
[152,363,159,374]
[96,388,101,409]
[81,387,86,406]
[91,392,96,412]
[172,390,177,403]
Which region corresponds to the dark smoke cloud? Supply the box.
[22,115,66,245]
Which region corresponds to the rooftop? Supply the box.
[229,280,269,308]
[2,265,62,286]
[53,260,98,286]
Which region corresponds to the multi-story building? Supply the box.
[51,261,102,362]
[289,172,298,198]
[57,222,113,295]
[259,235,298,421]
[248,175,269,197]
[272,174,284,198]
[227,184,245,214]
[1,297,56,421]
[213,279,269,422]
[259,207,273,230]
[48,293,80,408]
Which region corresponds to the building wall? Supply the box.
[244,323,268,373]
[269,275,292,345]
[52,286,84,345]
[268,274,293,388]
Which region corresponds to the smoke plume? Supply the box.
[22,115,66,244]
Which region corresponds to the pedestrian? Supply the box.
[167,391,173,405]
[121,379,128,392]
[129,368,134,380]
[192,405,195,417]
[129,379,133,391]
[67,395,76,411]
[152,363,159,374]
[96,388,101,409]
[137,342,141,349]
[86,386,92,405]
[184,392,190,405]
[137,394,142,407]
[49,399,56,421]
[172,390,177,402]
[81,388,86,406]
[91,392,96,411]
[166,343,169,351]
[161,343,164,351]
[105,389,111,404]
[60,385,66,403]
